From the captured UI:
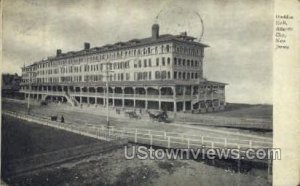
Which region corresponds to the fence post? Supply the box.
[267,159,272,183]
[167,136,170,148]
[111,126,114,135]
[121,128,124,138]
[237,144,241,174]
[134,129,138,143]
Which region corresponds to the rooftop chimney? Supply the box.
[84,42,90,50]
[56,49,62,56]
[152,24,159,39]
[180,32,187,36]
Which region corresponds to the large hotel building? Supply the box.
[20,24,226,113]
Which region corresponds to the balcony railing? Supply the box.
[20,90,224,100]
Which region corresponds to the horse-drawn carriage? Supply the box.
[147,110,168,122]
[50,115,58,121]
[125,110,141,119]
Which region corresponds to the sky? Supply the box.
[2,0,273,104]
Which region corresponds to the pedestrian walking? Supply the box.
[61,115,65,123]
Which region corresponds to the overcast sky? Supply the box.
[2,0,273,104]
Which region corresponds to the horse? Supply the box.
[147,111,167,122]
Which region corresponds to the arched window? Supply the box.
[167,58,170,65]
[166,45,170,52]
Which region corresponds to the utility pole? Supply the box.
[27,81,31,114]
[27,71,35,114]
[103,62,114,128]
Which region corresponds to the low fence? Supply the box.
[3,110,272,153]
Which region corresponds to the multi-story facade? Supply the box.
[20,24,226,112]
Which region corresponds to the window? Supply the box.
[156,58,159,66]
[162,57,165,66]
[187,60,190,66]
[161,71,167,79]
[166,45,169,52]
[167,71,170,79]
[167,58,170,65]
[143,72,147,80]
[182,59,185,66]
[174,72,177,79]
[144,59,147,67]
[148,59,152,67]
[174,58,177,65]
[178,58,181,66]
[138,60,142,68]
[183,72,186,79]
[155,71,161,79]
[149,72,152,80]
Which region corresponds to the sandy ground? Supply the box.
[9,146,270,186]
[2,99,273,140]
[2,105,271,186]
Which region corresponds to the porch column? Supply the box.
[183,86,186,112]
[103,86,106,106]
[198,85,201,109]
[80,87,83,104]
[145,87,148,109]
[112,87,115,107]
[158,87,162,110]
[172,86,177,113]
[133,87,136,108]
[95,87,98,105]
[121,87,125,108]
[87,87,90,104]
